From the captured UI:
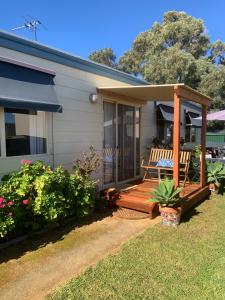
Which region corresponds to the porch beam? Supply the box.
[200,105,207,188]
[173,86,181,188]
[97,89,146,105]
[178,86,211,107]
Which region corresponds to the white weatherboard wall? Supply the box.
[0,46,155,184]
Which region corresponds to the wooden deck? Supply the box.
[116,180,210,219]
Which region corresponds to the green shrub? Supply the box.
[207,161,225,187]
[0,199,15,238]
[0,160,96,239]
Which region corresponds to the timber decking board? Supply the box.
[116,180,208,217]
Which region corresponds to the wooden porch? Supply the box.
[98,84,212,219]
[116,180,210,219]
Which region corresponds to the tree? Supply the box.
[210,40,225,65]
[89,11,225,112]
[89,48,117,68]
[119,11,210,81]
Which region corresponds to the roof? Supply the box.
[0,30,147,86]
[206,109,225,121]
[97,84,212,106]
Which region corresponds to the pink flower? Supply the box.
[0,198,4,204]
[8,212,13,217]
[21,160,32,165]
[0,204,6,209]
[7,201,14,206]
[22,199,29,205]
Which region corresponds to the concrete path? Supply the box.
[0,214,160,300]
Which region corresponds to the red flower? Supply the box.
[0,198,4,204]
[22,199,29,205]
[0,204,6,208]
[21,160,32,165]
[7,201,14,206]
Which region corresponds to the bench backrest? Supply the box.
[149,148,192,171]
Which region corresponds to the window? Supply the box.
[185,126,197,143]
[185,111,200,143]
[4,108,47,156]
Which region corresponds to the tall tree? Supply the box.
[89,11,225,111]
[119,11,210,81]
[89,48,117,68]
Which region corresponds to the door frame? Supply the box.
[103,98,142,188]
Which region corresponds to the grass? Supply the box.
[48,196,225,300]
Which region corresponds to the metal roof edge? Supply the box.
[0,30,147,86]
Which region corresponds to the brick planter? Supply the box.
[159,206,181,227]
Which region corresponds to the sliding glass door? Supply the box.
[103,101,140,185]
[103,102,116,185]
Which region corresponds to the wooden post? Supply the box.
[173,87,181,188]
[200,105,207,188]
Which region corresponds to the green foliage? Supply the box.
[207,162,225,187]
[150,178,182,207]
[33,167,71,222]
[0,160,96,239]
[194,145,202,159]
[89,48,117,68]
[89,11,225,117]
[189,157,200,182]
[0,212,15,238]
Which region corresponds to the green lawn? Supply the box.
[48,196,225,300]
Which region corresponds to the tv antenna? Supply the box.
[11,16,47,41]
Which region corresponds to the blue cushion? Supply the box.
[156,159,174,168]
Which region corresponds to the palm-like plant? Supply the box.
[207,162,225,187]
[149,178,182,208]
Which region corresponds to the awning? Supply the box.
[187,112,202,127]
[158,104,174,122]
[205,109,225,121]
[97,83,212,106]
[0,59,62,112]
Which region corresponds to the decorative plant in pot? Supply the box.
[207,162,225,194]
[149,178,182,226]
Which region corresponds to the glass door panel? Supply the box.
[103,102,116,184]
[118,104,135,181]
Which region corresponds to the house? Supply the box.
[0,30,202,187]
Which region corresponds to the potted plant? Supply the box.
[149,178,182,226]
[207,162,225,194]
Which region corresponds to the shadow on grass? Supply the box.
[0,209,114,264]
[181,208,202,223]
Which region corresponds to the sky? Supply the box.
[1,0,225,60]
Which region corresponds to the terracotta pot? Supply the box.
[159,206,181,227]
[209,182,220,195]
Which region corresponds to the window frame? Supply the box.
[0,107,49,159]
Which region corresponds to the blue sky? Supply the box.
[1,0,225,60]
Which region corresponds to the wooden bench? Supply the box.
[141,148,192,187]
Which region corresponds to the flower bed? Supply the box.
[0,160,96,240]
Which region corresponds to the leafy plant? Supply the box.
[149,178,182,207]
[0,160,97,239]
[207,162,225,187]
